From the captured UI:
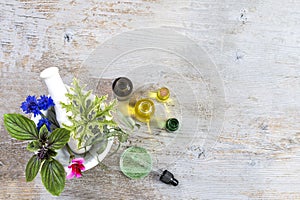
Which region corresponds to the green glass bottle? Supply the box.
[165,118,179,132]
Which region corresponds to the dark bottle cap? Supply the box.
[166,118,179,132]
[112,77,133,100]
[159,170,179,186]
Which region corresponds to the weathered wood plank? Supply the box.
[0,0,299,199]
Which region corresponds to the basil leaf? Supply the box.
[27,141,41,152]
[46,148,57,158]
[48,128,70,150]
[39,125,49,141]
[25,155,42,182]
[4,114,38,140]
[41,159,65,196]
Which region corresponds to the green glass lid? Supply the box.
[120,146,152,179]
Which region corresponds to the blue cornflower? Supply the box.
[38,95,55,111]
[20,95,41,117]
[37,118,51,132]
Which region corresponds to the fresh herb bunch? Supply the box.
[3,96,70,196]
[61,78,129,153]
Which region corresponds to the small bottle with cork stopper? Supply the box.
[156,87,170,102]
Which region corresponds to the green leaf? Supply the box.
[118,133,128,143]
[46,149,57,158]
[25,155,42,182]
[27,141,41,152]
[41,159,65,196]
[84,134,105,148]
[108,130,128,143]
[61,78,129,151]
[48,128,70,150]
[39,125,49,141]
[46,106,60,130]
[4,114,38,140]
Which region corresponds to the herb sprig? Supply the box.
[4,113,70,196]
[61,78,129,153]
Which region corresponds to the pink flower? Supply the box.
[66,158,85,179]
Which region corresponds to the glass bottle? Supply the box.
[156,87,170,101]
[112,77,133,101]
[165,118,179,132]
[134,98,155,123]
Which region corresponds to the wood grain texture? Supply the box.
[0,0,300,199]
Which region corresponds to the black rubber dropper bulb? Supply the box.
[159,170,179,186]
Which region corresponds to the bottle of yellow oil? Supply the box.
[134,98,155,123]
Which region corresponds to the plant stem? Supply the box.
[40,112,47,119]
[65,143,75,161]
